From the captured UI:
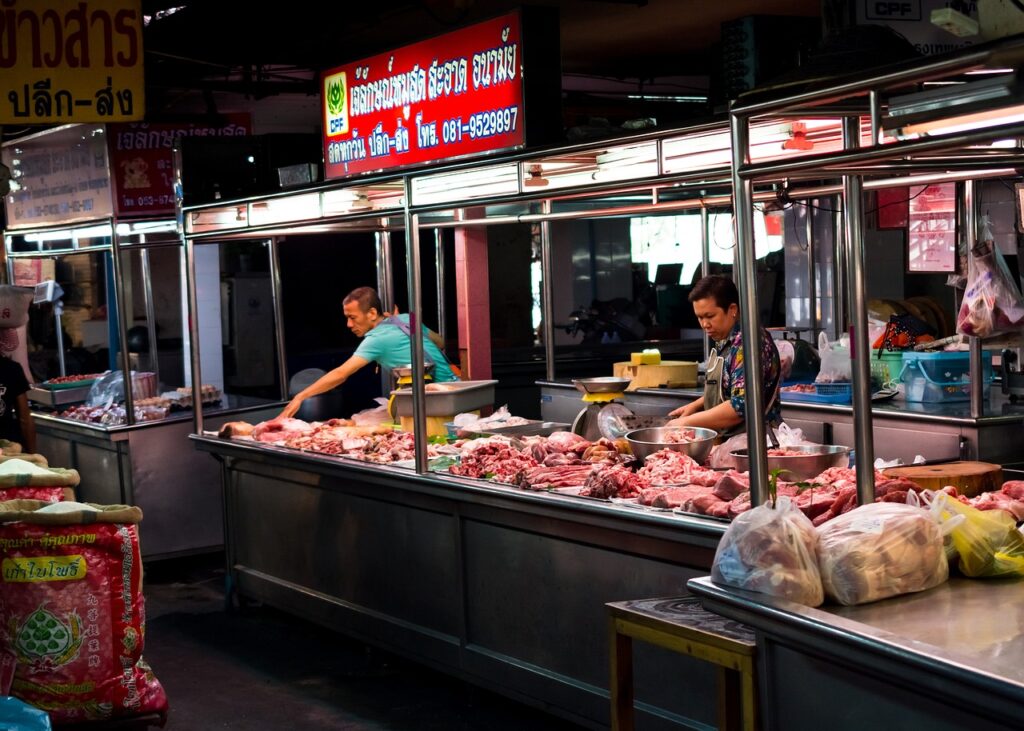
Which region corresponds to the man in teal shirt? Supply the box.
[280,287,457,419]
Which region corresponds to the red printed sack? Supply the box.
[0,500,167,724]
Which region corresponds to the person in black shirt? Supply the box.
[0,355,35,453]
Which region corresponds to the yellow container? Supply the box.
[400,411,479,437]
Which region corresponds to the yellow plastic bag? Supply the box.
[928,492,1024,578]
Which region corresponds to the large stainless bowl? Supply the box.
[730,444,851,481]
[573,377,632,394]
[625,426,717,464]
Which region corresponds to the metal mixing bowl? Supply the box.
[573,377,632,394]
[730,444,851,481]
[624,426,717,464]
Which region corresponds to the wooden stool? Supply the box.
[607,596,757,731]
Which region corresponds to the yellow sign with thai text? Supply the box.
[0,0,145,123]
[3,555,88,582]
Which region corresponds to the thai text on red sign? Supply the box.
[108,114,252,217]
[321,11,525,179]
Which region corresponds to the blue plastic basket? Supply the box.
[780,382,852,405]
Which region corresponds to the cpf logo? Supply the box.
[323,71,349,137]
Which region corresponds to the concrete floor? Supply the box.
[141,555,585,730]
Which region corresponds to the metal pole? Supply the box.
[869,91,882,147]
[434,228,447,346]
[375,230,395,312]
[53,304,66,377]
[833,204,846,340]
[376,229,395,395]
[541,200,556,381]
[806,204,817,333]
[403,179,429,473]
[963,179,985,418]
[184,237,204,434]
[842,117,875,505]
[110,221,136,425]
[700,205,711,360]
[730,113,769,504]
[268,237,289,402]
[140,246,161,389]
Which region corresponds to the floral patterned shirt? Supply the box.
[717,323,781,425]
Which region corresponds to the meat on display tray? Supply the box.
[780,383,852,405]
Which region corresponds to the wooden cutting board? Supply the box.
[613,361,698,390]
[882,461,1003,497]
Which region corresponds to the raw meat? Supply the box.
[252,417,313,443]
[691,493,731,517]
[1000,481,1024,501]
[449,439,538,484]
[971,490,1024,521]
[521,464,594,491]
[582,464,649,499]
[218,421,254,438]
[712,471,750,501]
[638,450,719,486]
[647,485,712,510]
[545,432,591,454]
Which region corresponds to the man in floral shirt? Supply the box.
[667,275,780,436]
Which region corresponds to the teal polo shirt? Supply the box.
[354,314,457,382]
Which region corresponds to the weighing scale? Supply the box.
[570,377,666,441]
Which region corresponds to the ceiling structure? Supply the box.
[141,0,823,125]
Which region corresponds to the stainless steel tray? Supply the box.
[28,385,93,407]
[477,421,571,437]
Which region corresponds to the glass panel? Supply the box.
[24,251,116,419]
[116,247,187,421]
[194,240,282,421]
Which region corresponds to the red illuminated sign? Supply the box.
[321,12,525,179]
[108,114,252,216]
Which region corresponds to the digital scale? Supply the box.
[569,377,666,441]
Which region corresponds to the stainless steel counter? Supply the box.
[193,433,729,731]
[689,576,1024,730]
[34,397,280,559]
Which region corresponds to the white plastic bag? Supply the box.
[712,496,824,606]
[351,398,390,426]
[815,331,851,383]
[817,497,951,606]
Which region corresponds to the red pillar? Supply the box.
[454,213,491,379]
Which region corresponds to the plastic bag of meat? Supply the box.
[927,491,1024,578]
[711,496,824,607]
[815,331,851,384]
[0,500,168,724]
[817,500,950,606]
[956,217,1024,337]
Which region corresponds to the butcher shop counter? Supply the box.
[34,395,279,559]
[192,433,731,731]
[689,575,1024,730]
[539,380,1024,464]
